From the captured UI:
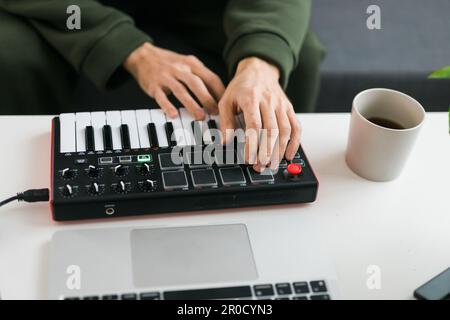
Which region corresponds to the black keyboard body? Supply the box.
[51,117,318,221]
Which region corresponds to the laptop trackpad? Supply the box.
[131,224,258,287]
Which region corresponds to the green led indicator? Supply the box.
[137,154,152,163]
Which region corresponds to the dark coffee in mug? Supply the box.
[366,117,405,130]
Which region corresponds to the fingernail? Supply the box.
[195,110,205,120]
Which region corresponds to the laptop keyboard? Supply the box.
[64,280,331,300]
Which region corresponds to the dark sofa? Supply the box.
[312,0,450,112]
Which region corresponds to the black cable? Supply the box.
[0,189,49,208]
[0,196,19,207]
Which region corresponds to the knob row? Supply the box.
[60,179,157,197]
[60,163,153,180]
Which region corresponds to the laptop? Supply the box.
[48,219,339,300]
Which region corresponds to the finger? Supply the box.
[176,71,219,115]
[270,108,291,170]
[218,97,236,145]
[168,79,205,120]
[258,101,278,169]
[242,102,262,167]
[154,89,178,118]
[285,109,302,160]
[187,56,226,101]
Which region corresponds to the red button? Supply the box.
[287,163,302,175]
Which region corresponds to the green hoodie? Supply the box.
[0,0,316,90]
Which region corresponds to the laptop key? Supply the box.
[121,293,138,300]
[140,292,161,300]
[102,294,118,300]
[310,294,330,300]
[275,283,292,295]
[293,281,310,294]
[83,296,100,300]
[310,280,327,293]
[292,296,308,300]
[164,286,252,300]
[253,284,275,297]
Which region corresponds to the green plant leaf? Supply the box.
[429,66,450,79]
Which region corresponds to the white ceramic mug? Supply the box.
[346,88,426,181]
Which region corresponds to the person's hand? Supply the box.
[219,57,301,172]
[123,42,226,120]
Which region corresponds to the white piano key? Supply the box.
[169,110,187,146]
[209,114,221,144]
[121,110,140,149]
[90,111,106,151]
[135,109,152,148]
[179,108,195,145]
[59,113,76,153]
[75,112,91,152]
[202,114,213,144]
[150,109,169,147]
[106,111,122,150]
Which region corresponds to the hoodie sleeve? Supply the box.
[0,0,151,89]
[223,0,311,87]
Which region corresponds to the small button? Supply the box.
[293,282,310,294]
[310,280,327,293]
[162,171,189,190]
[287,163,302,176]
[246,167,274,184]
[191,169,218,188]
[158,153,183,170]
[119,156,132,163]
[74,159,88,165]
[275,283,292,295]
[293,158,306,167]
[99,157,113,165]
[253,284,275,297]
[219,167,246,186]
[140,292,160,300]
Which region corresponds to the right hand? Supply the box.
[123,42,226,120]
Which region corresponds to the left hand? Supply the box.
[219,57,301,172]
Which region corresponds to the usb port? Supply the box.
[119,156,132,163]
[137,154,152,163]
[99,157,113,165]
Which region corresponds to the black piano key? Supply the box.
[191,120,203,145]
[147,123,159,148]
[103,125,113,151]
[121,124,131,149]
[164,286,253,300]
[85,126,95,152]
[165,122,176,146]
[207,119,218,130]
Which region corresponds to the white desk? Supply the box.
[0,113,449,300]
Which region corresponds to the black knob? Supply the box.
[88,182,100,195]
[141,179,156,192]
[61,168,75,180]
[114,164,127,177]
[87,165,100,178]
[62,184,74,197]
[139,163,151,175]
[115,180,128,194]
